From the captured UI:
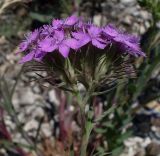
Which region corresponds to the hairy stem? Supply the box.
[75,89,94,156]
[80,115,94,156]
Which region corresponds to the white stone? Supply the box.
[5,118,16,130]
[25,105,44,119]
[120,0,136,4]
[13,87,42,106]
[33,107,44,118]
[48,90,60,106]
[142,137,151,147]
[93,14,102,26]
[140,25,146,34]
[123,16,132,25]
[69,105,74,111]
[140,11,150,20]
[17,112,26,123]
[156,21,160,28]
[24,119,39,131]
[41,123,52,137]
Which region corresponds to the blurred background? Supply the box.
[0,0,160,156]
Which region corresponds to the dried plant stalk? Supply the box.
[0,0,28,15]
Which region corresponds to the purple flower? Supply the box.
[18,16,145,64]
[19,49,45,63]
[103,25,145,56]
[103,25,120,39]
[52,15,79,29]
[39,37,56,52]
[19,29,46,63]
[72,25,106,49]
[114,34,140,48]
[19,29,39,51]
[39,30,78,57]
[41,25,55,37]
[53,31,70,57]
[52,19,63,29]
[64,15,79,26]
[19,51,35,63]
[115,34,145,56]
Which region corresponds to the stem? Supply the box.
[75,90,94,156]
[80,116,94,156]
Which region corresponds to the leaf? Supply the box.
[117,131,133,144]
[111,146,124,156]
[95,128,106,134]
[95,106,116,122]
[29,12,52,23]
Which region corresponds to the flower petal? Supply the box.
[19,51,35,63]
[19,41,28,51]
[72,32,91,47]
[52,19,63,29]
[26,29,39,43]
[72,32,87,40]
[78,35,91,48]
[39,38,57,52]
[65,15,78,26]
[103,25,119,38]
[59,44,70,57]
[34,51,46,61]
[88,26,101,37]
[92,39,106,49]
[54,30,65,42]
[63,38,79,50]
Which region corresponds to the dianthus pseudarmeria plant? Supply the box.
[18,15,145,156]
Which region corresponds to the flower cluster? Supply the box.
[19,15,145,63]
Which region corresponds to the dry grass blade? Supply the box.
[0,0,29,15]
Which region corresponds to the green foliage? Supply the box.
[95,103,133,155]
[0,14,31,37]
[29,12,53,23]
[138,0,160,22]
[94,2,160,155]
[29,0,77,23]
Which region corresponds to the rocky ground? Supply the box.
[0,0,160,156]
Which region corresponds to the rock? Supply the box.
[13,133,28,145]
[121,137,151,156]
[140,25,146,34]
[32,85,41,94]
[122,15,133,25]
[141,137,152,148]
[5,116,16,130]
[41,123,52,137]
[135,149,146,156]
[93,14,102,26]
[139,11,150,20]
[0,36,7,45]
[48,90,60,106]
[17,112,25,123]
[146,142,160,156]
[120,0,136,4]
[24,105,44,120]
[13,87,42,106]
[93,14,107,26]
[156,21,160,28]
[24,119,39,132]
[33,107,45,119]
[144,21,150,29]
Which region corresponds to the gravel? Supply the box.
[0,0,159,156]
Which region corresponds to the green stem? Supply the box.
[75,90,94,156]
[80,116,94,156]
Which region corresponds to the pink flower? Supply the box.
[72,25,106,49]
